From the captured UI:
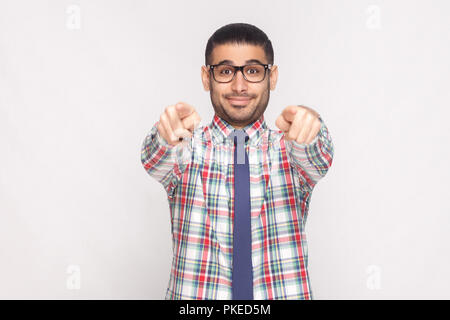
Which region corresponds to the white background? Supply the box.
[1,0,449,299]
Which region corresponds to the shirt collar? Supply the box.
[209,113,268,146]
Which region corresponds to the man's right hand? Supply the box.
[157,102,201,146]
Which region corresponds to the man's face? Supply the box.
[201,43,278,129]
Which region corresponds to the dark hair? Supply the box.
[205,23,274,66]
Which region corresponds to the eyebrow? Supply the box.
[215,59,266,65]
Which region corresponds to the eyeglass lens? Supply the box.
[213,64,266,82]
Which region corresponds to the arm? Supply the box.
[141,102,200,199]
[285,116,334,192]
[141,121,185,199]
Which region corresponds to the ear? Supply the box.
[269,65,278,91]
[201,65,211,91]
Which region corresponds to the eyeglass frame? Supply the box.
[207,63,273,83]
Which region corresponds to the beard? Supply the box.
[209,80,271,128]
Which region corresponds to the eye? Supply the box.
[245,65,263,75]
[217,65,234,75]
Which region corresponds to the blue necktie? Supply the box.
[230,129,253,300]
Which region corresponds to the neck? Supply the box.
[215,113,253,130]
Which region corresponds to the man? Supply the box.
[141,23,334,300]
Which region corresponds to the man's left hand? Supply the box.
[275,105,321,144]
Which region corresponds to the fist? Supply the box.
[275,105,321,144]
[157,102,201,146]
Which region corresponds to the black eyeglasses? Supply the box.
[207,63,272,83]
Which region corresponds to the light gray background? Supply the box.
[1,0,449,299]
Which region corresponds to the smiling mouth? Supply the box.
[227,97,252,106]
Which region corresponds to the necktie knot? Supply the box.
[231,129,249,145]
[231,129,249,165]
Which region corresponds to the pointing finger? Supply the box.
[175,102,195,119]
[286,110,306,141]
[281,105,298,123]
[275,114,290,132]
[167,105,188,139]
[160,112,178,143]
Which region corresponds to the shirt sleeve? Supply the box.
[140,121,188,200]
[285,115,334,192]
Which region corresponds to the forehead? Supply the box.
[210,43,267,65]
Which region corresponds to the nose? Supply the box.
[230,68,248,93]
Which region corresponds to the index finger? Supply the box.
[175,102,195,119]
[281,105,298,123]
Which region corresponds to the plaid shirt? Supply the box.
[141,112,334,300]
